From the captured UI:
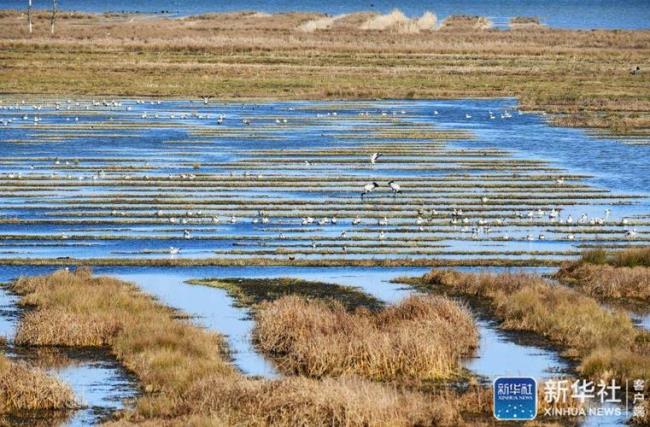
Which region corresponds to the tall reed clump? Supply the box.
[417,270,649,385]
[13,269,463,425]
[360,9,437,33]
[440,15,493,30]
[0,354,77,414]
[255,294,477,382]
[555,247,650,304]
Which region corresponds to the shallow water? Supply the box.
[4,0,649,29]
[98,265,571,384]
[0,270,138,426]
[1,98,648,264]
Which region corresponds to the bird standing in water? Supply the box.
[388,180,401,195]
[361,182,379,199]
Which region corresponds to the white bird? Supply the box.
[370,153,381,164]
[465,113,472,119]
[378,217,388,226]
[626,229,638,239]
[361,182,379,198]
[352,215,361,225]
[388,180,401,194]
[169,247,180,255]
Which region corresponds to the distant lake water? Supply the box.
[3,0,649,30]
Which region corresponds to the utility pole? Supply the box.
[50,0,58,34]
[27,0,32,34]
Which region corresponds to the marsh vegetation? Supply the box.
[0,10,648,137]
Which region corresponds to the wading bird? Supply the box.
[361,182,379,198]
[370,152,381,164]
[388,180,401,194]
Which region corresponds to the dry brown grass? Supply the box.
[0,10,648,136]
[440,15,493,30]
[12,269,468,426]
[415,270,650,385]
[0,354,77,414]
[255,294,477,382]
[179,374,461,426]
[12,268,237,418]
[555,247,650,304]
[359,9,437,33]
[578,247,650,267]
[555,263,650,304]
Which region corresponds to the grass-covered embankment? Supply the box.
[11,268,467,425]
[195,277,477,384]
[402,270,650,385]
[256,295,477,383]
[555,247,650,304]
[192,277,384,311]
[0,353,77,416]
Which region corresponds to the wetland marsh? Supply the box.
[0,96,648,425]
[0,6,649,425]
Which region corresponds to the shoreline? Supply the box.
[1,10,648,138]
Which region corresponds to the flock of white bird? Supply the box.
[0,98,644,259]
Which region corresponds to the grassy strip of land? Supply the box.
[196,276,583,420]
[555,247,650,304]
[255,294,477,383]
[191,277,383,311]
[401,270,650,386]
[195,277,476,383]
[0,352,77,416]
[11,268,471,426]
[0,256,564,268]
[1,11,649,137]
[574,247,650,268]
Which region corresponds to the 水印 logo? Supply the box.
[494,377,537,421]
